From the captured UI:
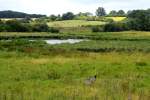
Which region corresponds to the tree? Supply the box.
[3,20,31,32]
[127,10,132,15]
[104,22,128,32]
[117,10,126,16]
[147,8,150,11]
[32,23,49,32]
[96,7,106,16]
[127,10,150,31]
[62,12,74,20]
[78,12,93,16]
[50,15,57,21]
[109,10,117,16]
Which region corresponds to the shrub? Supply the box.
[0,20,59,32]
[32,23,49,32]
[49,27,59,33]
[135,61,147,66]
[4,20,31,32]
[104,22,128,32]
[92,26,104,32]
[47,69,61,80]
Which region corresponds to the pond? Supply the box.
[2,39,87,45]
[44,39,86,45]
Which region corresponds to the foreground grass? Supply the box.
[0,39,150,100]
[0,51,149,100]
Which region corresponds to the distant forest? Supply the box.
[0,10,46,18]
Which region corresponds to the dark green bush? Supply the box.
[92,26,104,32]
[47,69,61,80]
[32,23,49,32]
[49,27,59,33]
[0,19,60,32]
[104,22,128,32]
[135,61,147,66]
[1,20,31,32]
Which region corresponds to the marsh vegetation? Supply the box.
[0,7,150,100]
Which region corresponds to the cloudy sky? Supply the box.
[0,0,150,15]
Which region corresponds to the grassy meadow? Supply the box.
[47,20,106,28]
[106,17,126,22]
[0,18,150,100]
[0,50,150,100]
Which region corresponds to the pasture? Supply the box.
[106,17,126,22]
[47,20,106,27]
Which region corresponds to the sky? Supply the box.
[0,0,150,15]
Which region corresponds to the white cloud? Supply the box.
[0,0,150,15]
[102,0,150,12]
[19,0,99,15]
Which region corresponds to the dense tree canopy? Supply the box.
[62,12,75,20]
[127,9,150,31]
[96,7,106,16]
[109,10,118,16]
[108,10,126,17]
[49,15,58,21]
[117,10,126,16]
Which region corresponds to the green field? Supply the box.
[1,31,150,40]
[0,30,150,100]
[47,20,106,27]
[0,17,149,100]
[106,17,126,22]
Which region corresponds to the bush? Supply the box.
[0,20,59,32]
[3,20,31,32]
[104,22,128,32]
[135,61,147,66]
[92,26,104,32]
[49,27,59,33]
[32,23,50,32]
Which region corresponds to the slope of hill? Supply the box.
[0,10,46,18]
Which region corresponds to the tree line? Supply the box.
[0,8,149,32]
[93,9,150,32]
[48,7,127,21]
[0,10,46,18]
[0,19,59,32]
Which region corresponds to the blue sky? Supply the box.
[0,0,150,15]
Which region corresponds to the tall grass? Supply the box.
[0,31,150,40]
[0,40,150,100]
[0,31,150,99]
[0,50,149,100]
